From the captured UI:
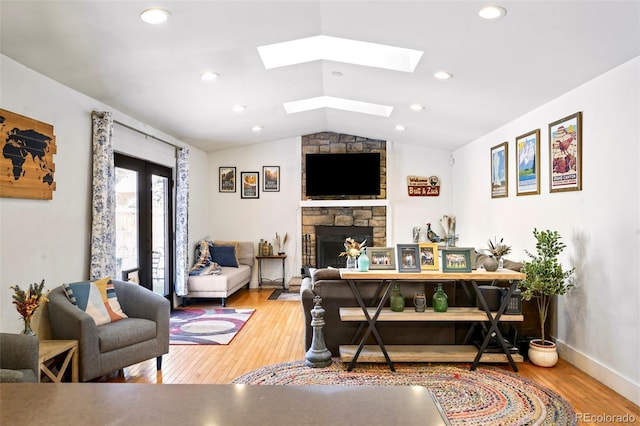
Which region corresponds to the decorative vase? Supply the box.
[390,284,405,312]
[528,339,558,367]
[497,256,504,270]
[413,293,426,312]
[432,283,448,312]
[22,317,35,336]
[483,257,498,272]
[358,252,370,272]
[346,256,357,270]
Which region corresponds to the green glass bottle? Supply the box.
[432,283,448,312]
[390,284,405,312]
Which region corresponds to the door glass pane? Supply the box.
[152,174,168,295]
[115,168,139,280]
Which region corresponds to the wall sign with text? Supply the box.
[407,175,440,197]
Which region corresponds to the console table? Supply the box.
[339,269,525,372]
[256,254,287,290]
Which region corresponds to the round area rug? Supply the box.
[232,360,576,426]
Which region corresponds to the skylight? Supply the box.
[257,35,423,72]
[283,96,393,117]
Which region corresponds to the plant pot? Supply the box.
[528,339,558,367]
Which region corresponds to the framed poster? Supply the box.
[262,166,280,192]
[219,166,236,193]
[365,247,396,270]
[418,243,439,271]
[442,249,472,273]
[240,171,259,199]
[549,112,582,193]
[516,129,540,196]
[397,244,420,273]
[490,142,508,198]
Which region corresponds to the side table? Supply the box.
[39,340,78,383]
[256,254,287,290]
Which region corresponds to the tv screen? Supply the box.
[306,152,381,197]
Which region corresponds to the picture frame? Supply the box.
[365,247,396,270]
[418,243,439,271]
[240,171,259,199]
[490,141,508,198]
[442,249,472,273]
[219,167,236,193]
[549,111,582,193]
[397,244,421,273]
[516,129,541,196]
[262,166,280,192]
[452,247,478,269]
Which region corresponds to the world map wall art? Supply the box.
[0,109,57,200]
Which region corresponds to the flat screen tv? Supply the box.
[306,152,381,197]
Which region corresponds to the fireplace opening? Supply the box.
[316,225,373,268]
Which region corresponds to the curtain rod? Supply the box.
[92,111,182,149]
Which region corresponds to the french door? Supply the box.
[114,153,173,298]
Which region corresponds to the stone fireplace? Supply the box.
[315,225,373,268]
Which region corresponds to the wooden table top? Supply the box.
[340,268,525,281]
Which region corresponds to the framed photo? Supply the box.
[240,171,259,199]
[516,129,540,196]
[490,142,508,198]
[397,244,421,273]
[418,243,439,271]
[442,249,472,273]
[453,247,478,269]
[219,167,236,193]
[365,247,396,270]
[549,111,582,193]
[262,166,280,192]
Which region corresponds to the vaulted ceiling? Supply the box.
[1,1,638,152]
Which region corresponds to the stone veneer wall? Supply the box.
[301,132,387,268]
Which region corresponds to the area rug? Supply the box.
[170,308,255,345]
[267,289,301,301]
[232,360,576,426]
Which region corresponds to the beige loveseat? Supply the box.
[186,241,255,306]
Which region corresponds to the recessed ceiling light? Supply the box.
[140,8,171,24]
[395,124,406,131]
[410,104,425,111]
[283,96,393,117]
[479,5,507,20]
[434,70,453,80]
[232,105,246,112]
[201,72,219,81]
[252,125,263,132]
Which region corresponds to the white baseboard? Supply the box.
[556,338,640,406]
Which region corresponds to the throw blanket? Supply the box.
[189,240,222,276]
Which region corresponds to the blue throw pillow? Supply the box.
[212,245,239,267]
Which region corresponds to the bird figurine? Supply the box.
[426,223,440,242]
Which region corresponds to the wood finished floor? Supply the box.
[101,288,639,425]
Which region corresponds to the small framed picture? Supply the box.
[397,244,421,273]
[442,249,472,273]
[491,141,508,198]
[240,171,259,199]
[219,167,236,193]
[263,166,280,192]
[516,129,540,196]
[549,111,582,193]
[453,247,478,269]
[418,243,439,271]
[365,247,396,270]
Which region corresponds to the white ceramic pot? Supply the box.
[528,339,558,367]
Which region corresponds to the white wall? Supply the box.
[0,54,209,333]
[453,56,640,404]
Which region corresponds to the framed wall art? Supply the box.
[490,141,508,198]
[397,244,420,273]
[418,243,439,271]
[262,166,280,192]
[364,247,396,270]
[516,129,540,196]
[442,249,472,273]
[240,171,259,199]
[219,166,236,193]
[549,111,582,193]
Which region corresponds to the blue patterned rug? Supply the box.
[170,308,254,345]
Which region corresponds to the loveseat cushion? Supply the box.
[0,368,37,383]
[188,265,251,292]
[97,318,157,353]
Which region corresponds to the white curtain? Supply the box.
[90,111,116,280]
[175,147,189,296]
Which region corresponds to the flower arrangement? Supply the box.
[487,237,511,258]
[10,279,48,335]
[339,237,367,258]
[440,215,456,239]
[275,232,288,254]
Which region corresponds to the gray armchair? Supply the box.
[47,280,170,382]
[0,333,39,383]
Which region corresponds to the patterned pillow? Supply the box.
[62,277,127,325]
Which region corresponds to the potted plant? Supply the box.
[519,229,575,367]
